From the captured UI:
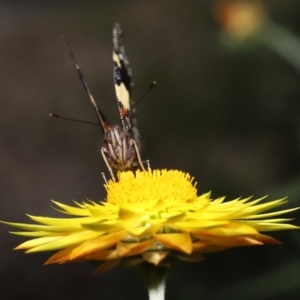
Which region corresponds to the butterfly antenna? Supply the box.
[131,81,156,111]
[49,113,100,126]
[61,35,107,132]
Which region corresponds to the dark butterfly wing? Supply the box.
[112,23,140,150]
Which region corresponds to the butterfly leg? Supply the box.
[101,172,108,184]
[101,147,116,181]
[131,139,146,171]
[145,159,150,169]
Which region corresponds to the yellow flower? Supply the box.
[3,169,299,275]
[214,0,266,39]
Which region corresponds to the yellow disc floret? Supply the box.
[106,169,197,208]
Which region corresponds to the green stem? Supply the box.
[148,276,166,300]
[256,20,300,73]
[132,264,169,300]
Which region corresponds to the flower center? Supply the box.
[105,169,197,207]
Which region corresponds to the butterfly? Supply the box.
[60,23,147,181]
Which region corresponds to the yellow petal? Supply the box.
[193,234,264,247]
[86,249,119,261]
[192,241,213,252]
[117,239,155,257]
[125,257,145,267]
[15,236,62,250]
[119,206,141,221]
[142,251,169,265]
[244,222,300,232]
[199,223,259,236]
[82,220,123,233]
[9,231,53,238]
[27,215,92,226]
[174,219,229,231]
[27,231,102,253]
[153,233,192,254]
[70,231,127,260]
[45,246,76,264]
[125,222,163,237]
[52,201,91,216]
[92,260,120,275]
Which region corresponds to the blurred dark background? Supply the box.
[1,0,300,299]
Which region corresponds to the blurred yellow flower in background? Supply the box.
[3,169,298,275]
[214,0,300,77]
[214,0,266,40]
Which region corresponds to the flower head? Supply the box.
[3,169,298,274]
